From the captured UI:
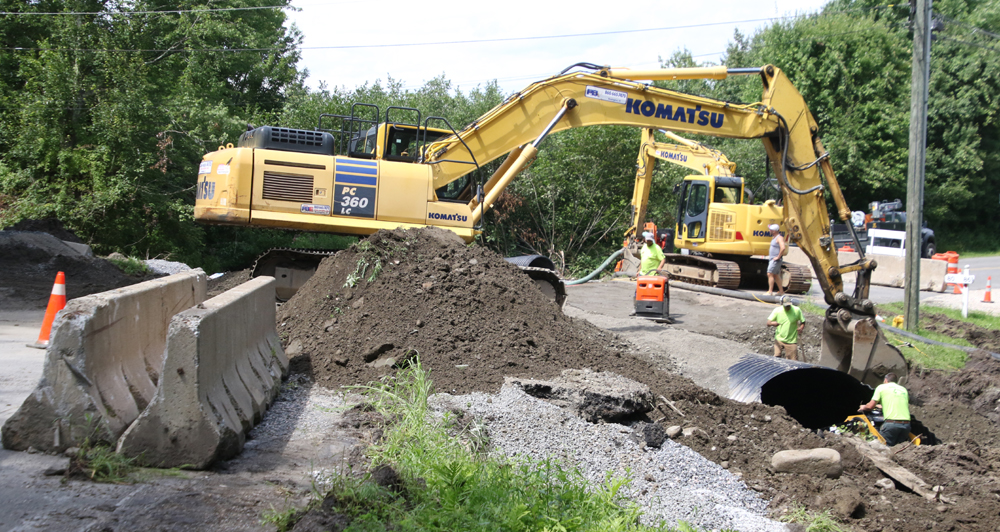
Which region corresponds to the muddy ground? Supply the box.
[2,225,1000,531]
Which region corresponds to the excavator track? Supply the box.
[783,262,812,294]
[662,254,811,294]
[251,248,341,301]
[662,254,742,290]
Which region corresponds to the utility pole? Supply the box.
[905,0,931,332]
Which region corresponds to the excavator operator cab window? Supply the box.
[686,184,708,218]
[712,177,744,204]
[683,182,708,239]
[384,126,450,162]
[349,126,379,159]
[435,175,472,202]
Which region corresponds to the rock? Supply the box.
[721,460,730,468]
[763,415,772,422]
[43,465,67,476]
[666,426,682,438]
[682,426,707,439]
[875,478,896,490]
[506,369,654,423]
[64,446,80,458]
[629,422,667,449]
[771,448,843,479]
[285,339,303,357]
[726,434,737,442]
[824,487,865,519]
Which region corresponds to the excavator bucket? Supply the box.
[818,315,908,388]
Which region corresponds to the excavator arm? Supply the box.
[423,65,866,311]
[421,63,899,386]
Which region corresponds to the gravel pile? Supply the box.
[144,259,193,276]
[430,385,789,532]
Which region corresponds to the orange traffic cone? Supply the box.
[29,271,66,349]
[985,276,993,303]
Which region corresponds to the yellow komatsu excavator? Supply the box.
[617,129,811,293]
[195,63,904,388]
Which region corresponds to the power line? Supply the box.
[935,13,1000,42]
[0,5,288,16]
[936,34,1000,54]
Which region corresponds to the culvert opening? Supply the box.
[760,368,873,430]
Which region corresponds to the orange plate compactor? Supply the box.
[635,275,670,322]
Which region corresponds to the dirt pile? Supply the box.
[924,314,1000,353]
[277,227,643,394]
[907,351,1000,446]
[0,228,135,310]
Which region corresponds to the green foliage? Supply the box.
[343,238,407,288]
[107,256,150,276]
[289,359,679,531]
[778,505,847,532]
[0,0,301,267]
[260,504,299,532]
[75,442,140,483]
[723,0,1000,244]
[67,413,139,483]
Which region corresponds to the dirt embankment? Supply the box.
[278,227,1000,531]
[0,222,139,310]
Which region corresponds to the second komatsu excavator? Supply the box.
[194,63,905,388]
[617,129,811,293]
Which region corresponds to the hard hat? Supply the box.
[768,224,780,231]
[642,231,655,241]
[781,296,792,307]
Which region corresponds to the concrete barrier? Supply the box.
[1,270,206,452]
[117,277,287,469]
[785,248,947,292]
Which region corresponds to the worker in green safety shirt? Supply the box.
[639,231,666,276]
[859,373,911,446]
[767,296,804,361]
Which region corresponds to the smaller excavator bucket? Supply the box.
[818,314,908,388]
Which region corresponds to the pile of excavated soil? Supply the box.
[923,314,1000,353]
[277,227,643,394]
[907,351,1000,446]
[275,227,1000,531]
[207,268,251,298]
[0,229,136,310]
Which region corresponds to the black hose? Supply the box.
[669,280,798,305]
[882,323,1000,361]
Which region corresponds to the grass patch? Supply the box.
[778,505,847,532]
[107,255,149,276]
[276,359,718,531]
[69,441,140,483]
[883,331,968,371]
[877,302,1000,331]
[798,300,827,317]
[871,301,997,371]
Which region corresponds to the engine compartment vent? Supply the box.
[263,171,314,203]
